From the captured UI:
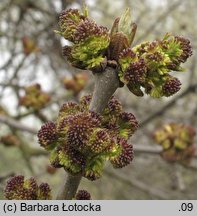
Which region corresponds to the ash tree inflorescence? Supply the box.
[4,6,192,200]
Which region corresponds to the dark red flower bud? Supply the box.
[65,113,101,151]
[133,42,150,56]
[37,122,57,150]
[73,19,109,43]
[123,58,147,84]
[4,175,24,199]
[75,190,91,200]
[4,176,38,200]
[4,176,52,200]
[162,77,181,97]
[58,102,80,119]
[88,129,111,154]
[59,146,86,174]
[37,183,52,200]
[62,45,72,60]
[59,9,86,42]
[118,112,138,139]
[110,138,134,168]
[102,97,123,132]
[175,36,192,63]
[119,47,136,60]
[107,96,123,115]
[79,94,92,111]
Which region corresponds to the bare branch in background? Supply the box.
[0,115,37,134]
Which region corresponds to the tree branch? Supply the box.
[0,115,37,134]
[134,0,182,44]
[56,174,82,200]
[89,67,120,113]
[105,170,169,199]
[139,84,197,128]
[56,66,120,200]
